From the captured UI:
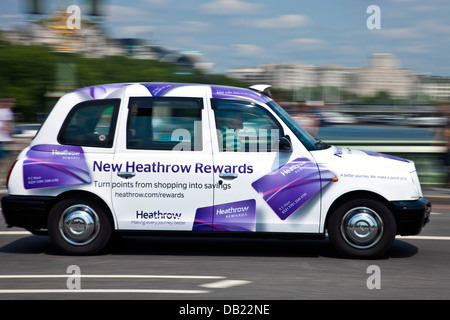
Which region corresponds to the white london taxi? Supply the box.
[1,83,431,258]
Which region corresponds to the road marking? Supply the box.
[0,289,209,294]
[0,274,250,295]
[0,231,31,235]
[0,274,225,280]
[200,279,252,289]
[398,236,450,241]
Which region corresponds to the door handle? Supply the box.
[117,172,136,179]
[219,173,238,180]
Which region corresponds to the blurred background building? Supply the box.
[2,16,211,71]
[2,3,449,103]
[2,13,123,57]
[228,53,450,102]
[354,54,417,98]
[419,76,450,101]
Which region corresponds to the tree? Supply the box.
[0,44,56,121]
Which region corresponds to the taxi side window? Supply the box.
[127,97,203,151]
[213,99,282,152]
[58,99,120,148]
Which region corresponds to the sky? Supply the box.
[1,0,450,76]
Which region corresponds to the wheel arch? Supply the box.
[325,190,399,233]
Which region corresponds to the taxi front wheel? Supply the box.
[327,197,396,259]
[48,196,113,255]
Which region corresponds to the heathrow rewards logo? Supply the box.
[23,144,91,189]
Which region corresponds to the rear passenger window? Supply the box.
[58,99,120,148]
[127,97,203,151]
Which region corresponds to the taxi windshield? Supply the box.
[267,100,329,151]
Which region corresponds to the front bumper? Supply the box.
[1,195,55,230]
[390,197,431,236]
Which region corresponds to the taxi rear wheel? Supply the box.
[328,196,396,259]
[48,196,113,255]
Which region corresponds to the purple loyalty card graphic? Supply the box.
[252,158,334,220]
[23,144,91,189]
[193,199,256,232]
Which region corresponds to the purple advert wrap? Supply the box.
[75,83,131,99]
[23,144,91,189]
[362,150,410,163]
[252,157,334,220]
[76,83,272,105]
[194,199,256,232]
[211,85,272,103]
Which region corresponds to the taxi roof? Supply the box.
[74,82,272,104]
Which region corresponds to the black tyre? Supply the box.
[48,195,113,255]
[328,196,396,259]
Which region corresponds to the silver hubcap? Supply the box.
[340,207,383,249]
[59,205,100,246]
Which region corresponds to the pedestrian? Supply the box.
[0,98,14,159]
[291,101,320,137]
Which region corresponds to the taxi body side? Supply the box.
[2,83,430,258]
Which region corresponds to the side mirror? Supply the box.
[278,136,292,153]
